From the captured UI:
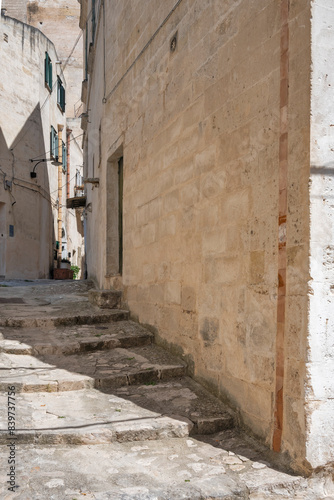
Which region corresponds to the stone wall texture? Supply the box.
[81,0,334,472]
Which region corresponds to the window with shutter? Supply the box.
[50,126,58,160]
[57,77,66,112]
[45,52,52,91]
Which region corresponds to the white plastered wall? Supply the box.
[308,0,334,468]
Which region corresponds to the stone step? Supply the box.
[0,321,153,355]
[0,438,306,499]
[0,389,189,445]
[0,345,187,392]
[115,376,235,436]
[0,308,129,328]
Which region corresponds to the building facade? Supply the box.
[79,0,334,473]
[1,0,86,278]
[0,14,68,278]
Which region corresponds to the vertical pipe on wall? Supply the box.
[66,128,71,199]
[57,125,64,261]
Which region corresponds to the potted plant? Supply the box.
[71,265,80,280]
[60,258,71,270]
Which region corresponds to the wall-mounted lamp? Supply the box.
[30,158,62,178]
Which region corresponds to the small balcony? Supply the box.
[66,185,86,209]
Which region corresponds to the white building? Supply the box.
[0,14,68,278]
[1,0,86,278]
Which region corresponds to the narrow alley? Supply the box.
[1,0,334,497]
[0,280,333,499]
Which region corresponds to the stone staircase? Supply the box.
[0,282,319,499]
[0,289,235,447]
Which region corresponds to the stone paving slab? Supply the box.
[116,377,235,435]
[0,308,129,328]
[0,438,309,500]
[0,345,186,392]
[0,352,94,392]
[40,345,187,388]
[0,321,153,355]
[0,281,331,499]
[0,389,189,445]
[0,280,129,328]
[0,279,94,292]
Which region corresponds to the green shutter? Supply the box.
[50,126,58,159]
[45,53,48,85]
[57,78,60,105]
[55,133,59,161]
[61,85,65,112]
[57,78,65,112]
[45,52,52,90]
[49,60,52,89]
[50,127,53,156]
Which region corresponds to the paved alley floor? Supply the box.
[0,280,333,499]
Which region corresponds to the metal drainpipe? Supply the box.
[57,125,64,262]
[66,128,71,199]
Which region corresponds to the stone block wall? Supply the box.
[82,0,329,471]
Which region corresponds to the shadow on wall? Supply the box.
[79,252,86,280]
[0,104,56,279]
[76,209,84,237]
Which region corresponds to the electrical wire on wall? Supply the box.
[102,0,185,103]
[0,132,84,213]
[49,172,78,196]
[0,161,58,208]
[5,2,100,157]
[30,133,84,161]
[40,30,83,113]
[9,23,84,154]
[12,178,58,208]
[0,9,90,221]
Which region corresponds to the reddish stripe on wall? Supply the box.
[273,0,289,453]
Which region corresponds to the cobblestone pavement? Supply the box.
[0,280,333,499]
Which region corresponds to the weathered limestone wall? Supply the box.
[2,0,83,117]
[83,0,316,470]
[307,0,334,469]
[26,0,83,118]
[0,15,67,278]
[1,0,27,23]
